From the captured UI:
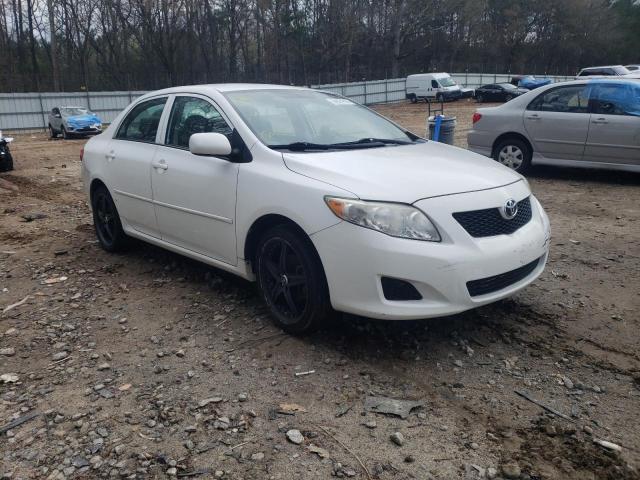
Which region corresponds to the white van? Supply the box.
[405,73,462,103]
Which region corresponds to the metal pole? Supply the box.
[38,92,46,131]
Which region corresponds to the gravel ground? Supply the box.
[1,100,639,480]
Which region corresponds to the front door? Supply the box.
[151,95,239,265]
[583,82,640,166]
[108,97,168,238]
[523,84,591,161]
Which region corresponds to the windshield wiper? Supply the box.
[331,137,412,146]
[268,142,333,151]
[269,137,414,152]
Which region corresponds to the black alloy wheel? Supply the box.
[256,225,332,334]
[91,186,128,252]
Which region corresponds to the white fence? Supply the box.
[1,73,573,132]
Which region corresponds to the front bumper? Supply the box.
[67,125,102,135]
[311,181,550,320]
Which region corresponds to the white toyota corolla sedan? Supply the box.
[81,84,550,333]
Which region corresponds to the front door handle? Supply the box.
[592,118,608,125]
[526,114,541,120]
[105,151,115,161]
[152,159,168,170]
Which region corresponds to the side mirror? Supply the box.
[189,132,232,157]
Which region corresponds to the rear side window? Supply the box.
[527,85,590,113]
[591,83,640,116]
[116,97,167,143]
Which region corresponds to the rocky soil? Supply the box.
[1,100,639,479]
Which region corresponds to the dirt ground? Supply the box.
[1,100,639,480]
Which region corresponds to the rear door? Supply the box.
[583,82,640,166]
[151,94,239,265]
[523,84,591,160]
[107,96,168,238]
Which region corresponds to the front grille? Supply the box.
[467,256,542,297]
[453,197,532,237]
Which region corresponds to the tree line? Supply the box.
[1,0,639,93]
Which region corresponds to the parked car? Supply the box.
[0,130,14,172]
[626,65,640,72]
[406,73,463,102]
[475,83,528,103]
[517,76,552,90]
[575,65,631,78]
[82,84,550,333]
[48,106,103,139]
[467,79,640,174]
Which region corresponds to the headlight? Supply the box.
[325,197,441,242]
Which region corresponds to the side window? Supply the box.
[431,80,439,88]
[165,96,233,149]
[527,86,589,113]
[591,84,640,116]
[116,98,167,142]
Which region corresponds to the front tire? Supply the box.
[476,94,484,103]
[91,185,129,252]
[493,138,532,174]
[62,127,70,139]
[256,225,332,334]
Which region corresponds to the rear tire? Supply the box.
[409,94,417,104]
[493,137,532,174]
[255,225,332,334]
[476,94,484,103]
[49,125,58,139]
[0,152,13,172]
[91,185,129,252]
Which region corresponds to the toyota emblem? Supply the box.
[501,198,518,220]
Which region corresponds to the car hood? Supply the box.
[65,113,101,123]
[282,142,522,203]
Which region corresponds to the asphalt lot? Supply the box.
[1,99,639,479]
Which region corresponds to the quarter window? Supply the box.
[527,86,589,113]
[116,97,167,142]
[590,83,640,116]
[165,96,233,148]
[431,80,439,88]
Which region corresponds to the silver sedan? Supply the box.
[467,79,640,174]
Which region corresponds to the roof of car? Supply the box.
[579,65,625,70]
[143,83,309,96]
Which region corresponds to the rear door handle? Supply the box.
[526,114,541,120]
[152,159,168,170]
[105,151,115,161]
[592,118,608,124]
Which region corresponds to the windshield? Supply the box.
[439,77,456,87]
[224,89,412,148]
[499,83,518,90]
[62,107,90,116]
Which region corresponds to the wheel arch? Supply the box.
[89,178,109,200]
[243,213,324,276]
